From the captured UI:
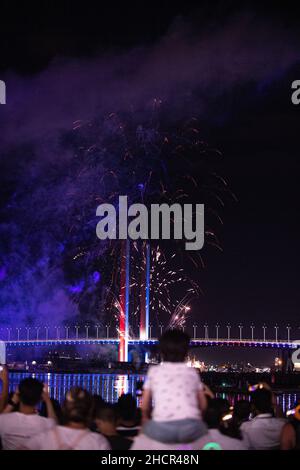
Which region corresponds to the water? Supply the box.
[7,372,300,413]
[9,372,146,405]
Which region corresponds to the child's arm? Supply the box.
[141,389,152,424]
[198,390,208,412]
[198,383,215,412]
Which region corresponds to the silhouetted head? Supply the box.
[233,400,251,424]
[19,378,43,407]
[159,329,190,362]
[117,394,137,422]
[62,387,93,426]
[95,404,118,424]
[92,394,106,414]
[203,398,230,429]
[251,388,273,415]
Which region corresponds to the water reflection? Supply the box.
[215,391,300,414]
[9,372,145,404]
[8,372,300,413]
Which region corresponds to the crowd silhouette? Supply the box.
[0,329,299,450]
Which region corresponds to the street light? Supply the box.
[193,324,197,339]
[25,327,31,341]
[227,324,231,340]
[95,325,100,339]
[106,324,109,339]
[6,327,12,341]
[204,324,209,340]
[250,324,255,341]
[65,326,70,339]
[286,324,291,342]
[16,327,21,341]
[75,325,79,340]
[216,324,220,341]
[274,325,279,342]
[159,324,163,336]
[149,324,152,339]
[238,324,243,341]
[262,325,267,342]
[85,325,90,339]
[44,326,49,341]
[35,326,40,341]
[55,326,60,340]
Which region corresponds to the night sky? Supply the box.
[1,1,300,360]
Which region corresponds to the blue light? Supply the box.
[92,271,101,283]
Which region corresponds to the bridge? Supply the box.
[2,324,300,350]
[3,337,300,350]
[2,324,300,369]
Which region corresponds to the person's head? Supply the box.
[204,398,242,440]
[203,398,230,429]
[251,388,273,415]
[117,394,138,424]
[92,394,105,414]
[233,400,251,424]
[95,404,118,434]
[19,378,43,407]
[159,329,190,362]
[62,387,93,427]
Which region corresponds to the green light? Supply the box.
[202,442,222,450]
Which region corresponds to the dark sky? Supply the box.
[0,0,300,353]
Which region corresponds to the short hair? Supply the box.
[251,388,273,414]
[117,394,137,421]
[96,404,117,423]
[233,400,251,422]
[63,387,93,426]
[203,398,230,428]
[159,329,190,362]
[19,378,43,406]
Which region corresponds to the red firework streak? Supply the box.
[140,241,150,341]
[118,239,130,361]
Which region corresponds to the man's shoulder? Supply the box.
[0,411,21,424]
[88,430,110,449]
[240,420,253,431]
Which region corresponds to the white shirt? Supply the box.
[26,425,111,450]
[197,429,249,450]
[144,362,203,422]
[0,412,55,450]
[241,414,286,450]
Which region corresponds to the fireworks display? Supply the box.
[0,101,231,333]
[67,103,231,333]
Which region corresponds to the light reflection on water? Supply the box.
[8,372,300,413]
[9,372,146,404]
[215,391,300,414]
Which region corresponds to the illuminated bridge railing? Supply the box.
[1,324,299,348]
[4,337,300,349]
